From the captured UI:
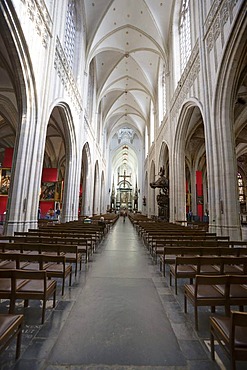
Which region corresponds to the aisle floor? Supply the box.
[0,217,245,369]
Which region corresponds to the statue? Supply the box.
[150,166,169,194]
[149,166,169,221]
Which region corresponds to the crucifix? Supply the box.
[118,170,131,187]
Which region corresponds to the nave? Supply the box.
[1,217,245,370]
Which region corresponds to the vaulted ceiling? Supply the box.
[83,0,173,141]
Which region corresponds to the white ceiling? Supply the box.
[84,0,173,140]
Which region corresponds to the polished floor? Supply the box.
[0,218,246,369]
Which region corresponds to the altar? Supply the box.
[116,171,133,211]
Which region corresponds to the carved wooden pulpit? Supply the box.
[150,166,169,221]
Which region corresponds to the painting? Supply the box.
[40,181,62,201]
[40,182,55,200]
[0,169,11,195]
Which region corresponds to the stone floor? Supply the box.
[0,217,246,369]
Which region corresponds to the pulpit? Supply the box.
[150,167,169,221]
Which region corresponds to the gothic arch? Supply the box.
[100,170,105,214]
[0,1,39,233]
[149,160,156,216]
[158,141,169,178]
[143,171,148,213]
[172,99,206,222]
[40,102,78,222]
[92,160,100,215]
[211,5,247,238]
[81,142,92,216]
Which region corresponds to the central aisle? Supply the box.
[48,217,187,368]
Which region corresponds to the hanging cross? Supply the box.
[118,170,131,187]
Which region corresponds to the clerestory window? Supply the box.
[179,0,191,73]
[64,0,76,68]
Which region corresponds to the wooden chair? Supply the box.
[169,256,198,295]
[0,314,24,359]
[184,274,228,331]
[14,270,57,324]
[210,311,247,370]
[0,269,57,324]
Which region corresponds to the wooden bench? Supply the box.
[169,256,247,294]
[155,240,247,264]
[37,223,105,243]
[159,246,247,276]
[148,236,223,256]
[26,229,99,250]
[0,242,83,276]
[210,310,247,369]
[146,230,219,245]
[144,231,215,249]
[11,234,92,261]
[184,274,247,331]
[0,269,57,324]
[0,252,72,295]
[153,239,228,263]
[0,313,24,359]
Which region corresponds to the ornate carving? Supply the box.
[157,194,169,208]
[21,0,52,48]
[205,0,239,52]
[171,41,200,118]
[54,38,83,115]
[213,15,221,41]
[220,2,229,26]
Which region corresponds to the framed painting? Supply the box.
[40,182,56,200]
[54,181,62,201]
[0,168,11,195]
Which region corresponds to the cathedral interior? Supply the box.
[0,1,247,369]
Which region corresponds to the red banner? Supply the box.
[196,171,203,219]
[3,148,14,168]
[41,168,58,182]
[0,196,8,214]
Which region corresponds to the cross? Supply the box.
[118,170,131,187]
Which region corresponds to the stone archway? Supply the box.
[92,161,100,215]
[81,143,91,217]
[172,100,206,224]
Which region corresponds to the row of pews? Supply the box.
[129,213,247,369]
[0,213,119,360]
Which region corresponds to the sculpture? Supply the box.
[149,166,169,220]
[149,166,169,194]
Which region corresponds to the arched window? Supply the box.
[179,0,191,73]
[64,0,76,68]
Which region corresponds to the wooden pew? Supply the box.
[0,253,72,296]
[0,314,24,359]
[169,256,247,294]
[159,246,247,276]
[0,242,82,277]
[184,274,247,331]
[26,229,100,250]
[13,233,93,259]
[210,311,247,369]
[151,236,229,259]
[154,240,247,265]
[0,269,57,324]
